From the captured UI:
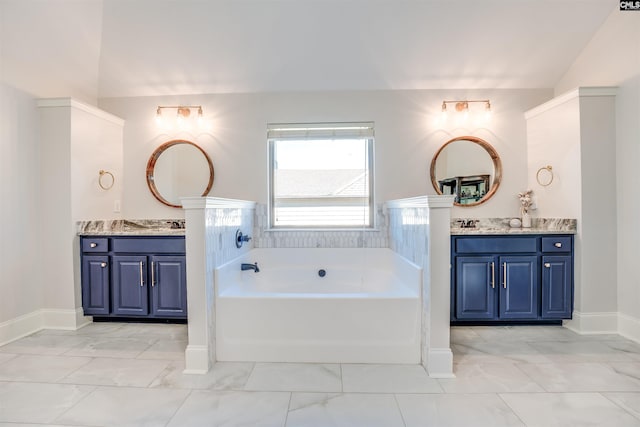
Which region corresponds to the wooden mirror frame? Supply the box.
[430,135,502,207]
[146,139,214,208]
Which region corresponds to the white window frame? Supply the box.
[267,122,375,230]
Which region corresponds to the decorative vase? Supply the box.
[522,212,532,228]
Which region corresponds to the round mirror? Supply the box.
[430,136,502,207]
[146,140,214,208]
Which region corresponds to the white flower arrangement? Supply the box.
[518,189,533,216]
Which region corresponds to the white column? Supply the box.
[182,196,256,374]
[182,197,211,374]
[386,195,454,377]
[424,196,455,377]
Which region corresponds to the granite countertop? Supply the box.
[77,219,185,236]
[450,218,576,235]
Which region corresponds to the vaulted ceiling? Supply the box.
[0,0,617,103]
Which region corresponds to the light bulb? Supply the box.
[155,107,163,126]
[484,101,492,121]
[197,106,204,126]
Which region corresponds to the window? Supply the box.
[268,122,374,229]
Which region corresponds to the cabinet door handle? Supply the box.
[490,262,495,289]
[544,262,551,268]
[502,262,507,289]
[100,262,107,268]
[554,242,562,248]
[151,261,156,287]
[90,242,97,248]
[139,261,144,287]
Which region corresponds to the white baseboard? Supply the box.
[0,308,92,346]
[184,345,210,374]
[424,347,455,378]
[41,307,91,330]
[563,311,618,335]
[0,311,43,346]
[618,313,640,343]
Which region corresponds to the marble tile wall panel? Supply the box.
[253,203,389,248]
[387,207,429,266]
[387,206,431,370]
[204,207,254,364]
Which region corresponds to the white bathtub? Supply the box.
[214,248,422,363]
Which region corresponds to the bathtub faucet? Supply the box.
[241,262,260,273]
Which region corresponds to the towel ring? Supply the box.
[536,165,553,187]
[98,170,115,190]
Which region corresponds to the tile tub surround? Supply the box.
[77,219,186,235]
[451,217,577,235]
[253,203,389,248]
[1,323,640,426]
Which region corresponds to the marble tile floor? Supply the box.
[1,323,640,426]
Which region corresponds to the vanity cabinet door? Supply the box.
[150,256,187,318]
[541,255,572,319]
[455,256,496,320]
[112,255,149,316]
[81,256,110,315]
[498,256,538,319]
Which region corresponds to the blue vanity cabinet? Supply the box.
[81,255,110,315]
[150,256,187,318]
[112,255,149,316]
[80,236,187,320]
[455,254,538,320]
[455,256,495,319]
[451,234,573,323]
[499,255,538,319]
[541,236,573,319]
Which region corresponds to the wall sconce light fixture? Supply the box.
[441,99,491,122]
[155,105,204,128]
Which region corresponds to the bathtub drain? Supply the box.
[318,269,326,277]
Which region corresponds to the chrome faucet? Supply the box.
[458,219,479,229]
[241,262,260,273]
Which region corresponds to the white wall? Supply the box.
[525,97,582,219]
[578,95,617,315]
[615,75,640,340]
[0,83,42,325]
[70,106,124,221]
[98,88,551,220]
[39,103,73,313]
[554,8,640,339]
[38,99,124,323]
